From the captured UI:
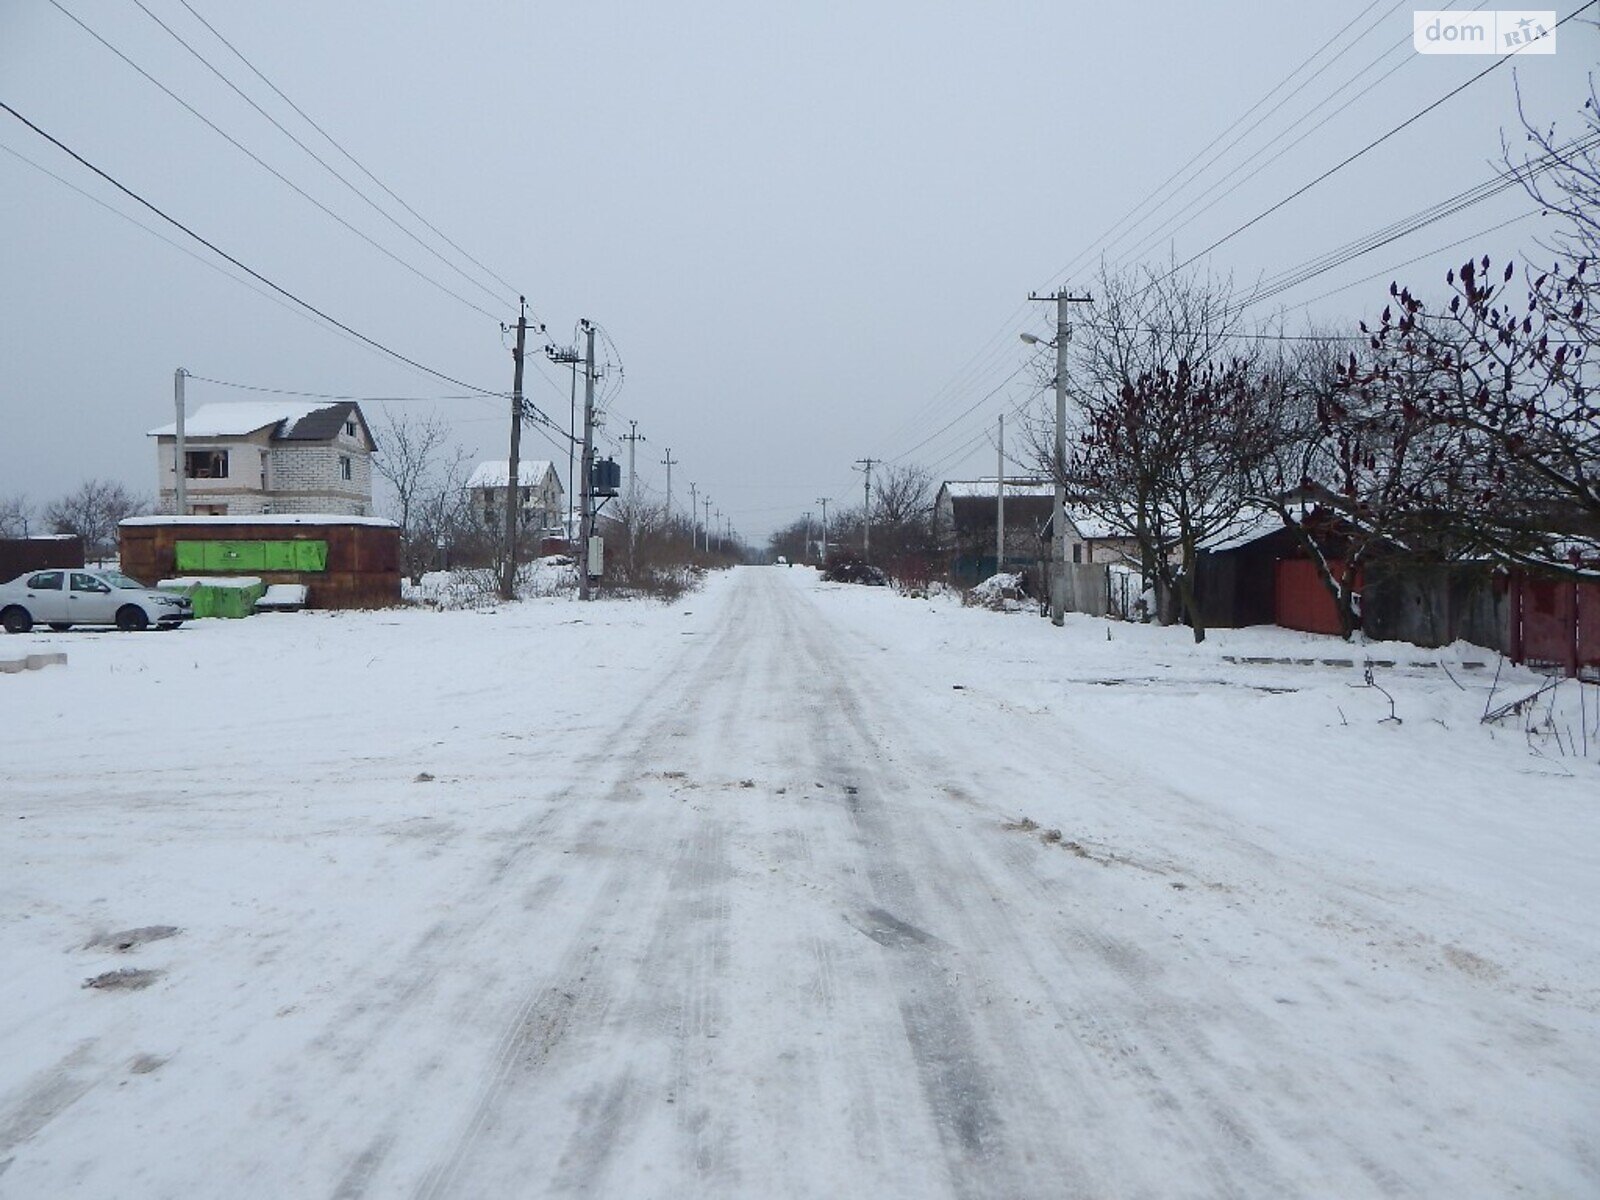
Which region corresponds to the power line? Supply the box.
[184,373,505,404]
[869,1,1421,457]
[0,99,502,398]
[1086,0,1417,278]
[44,0,507,324]
[173,0,520,301]
[131,0,515,314]
[1152,1,1595,288]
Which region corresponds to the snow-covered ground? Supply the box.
[1,566,1595,1197]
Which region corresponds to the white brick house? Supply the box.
[466,460,564,533]
[148,401,377,516]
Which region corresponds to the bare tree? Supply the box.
[1368,254,1597,574]
[372,412,462,582]
[44,480,147,561]
[1507,75,1600,267]
[1039,264,1265,639]
[0,494,34,539]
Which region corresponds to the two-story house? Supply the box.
[466,460,565,533]
[148,401,377,516]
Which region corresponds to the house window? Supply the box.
[184,449,228,479]
[339,455,352,481]
[345,419,357,437]
[1073,544,1083,564]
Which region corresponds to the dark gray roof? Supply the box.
[280,402,359,442]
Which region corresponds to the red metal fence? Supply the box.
[1274,559,1358,636]
[1510,573,1600,677]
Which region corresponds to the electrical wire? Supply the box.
[0,99,502,398]
[173,0,521,301]
[184,374,504,404]
[45,0,507,324]
[1149,1,1595,291]
[868,0,1426,458]
[132,0,515,314]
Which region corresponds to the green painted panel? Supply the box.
[216,541,267,570]
[175,539,327,572]
[262,542,297,571]
[293,541,329,572]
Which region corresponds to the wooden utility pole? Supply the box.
[578,319,597,601]
[499,299,528,601]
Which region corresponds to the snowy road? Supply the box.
[3,566,1596,1197]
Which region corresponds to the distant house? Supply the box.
[934,478,1057,580]
[466,460,564,534]
[1044,510,1142,567]
[148,401,376,516]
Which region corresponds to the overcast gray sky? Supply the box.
[1,1,1590,541]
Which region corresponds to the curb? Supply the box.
[0,652,69,675]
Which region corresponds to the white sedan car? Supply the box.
[0,568,193,633]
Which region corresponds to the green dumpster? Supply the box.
[158,576,266,618]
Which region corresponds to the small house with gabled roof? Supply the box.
[148,401,377,516]
[466,460,565,534]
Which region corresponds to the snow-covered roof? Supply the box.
[1199,507,1285,553]
[147,401,344,439]
[121,514,397,528]
[942,478,1055,500]
[1064,512,1130,541]
[466,460,559,490]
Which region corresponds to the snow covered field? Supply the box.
[2,566,1596,1197]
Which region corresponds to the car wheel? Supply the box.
[1,606,33,634]
[116,605,150,632]
[48,623,72,632]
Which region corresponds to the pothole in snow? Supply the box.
[83,968,164,991]
[84,926,180,952]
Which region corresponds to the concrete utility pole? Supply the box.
[803,511,812,562]
[688,482,699,550]
[702,497,713,554]
[545,343,582,539]
[500,299,529,602]
[995,414,1005,570]
[1028,290,1092,625]
[660,448,677,518]
[853,458,877,561]
[173,367,188,515]
[578,319,598,602]
[621,420,646,498]
[816,497,829,564]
